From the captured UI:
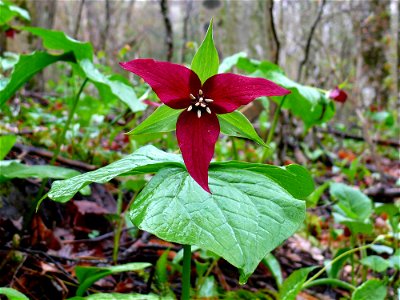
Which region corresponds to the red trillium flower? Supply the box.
[120,59,290,193]
[328,87,347,103]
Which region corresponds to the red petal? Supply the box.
[202,73,290,114]
[176,110,220,193]
[329,87,347,103]
[119,59,201,109]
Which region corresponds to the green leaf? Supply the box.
[130,167,306,283]
[0,51,74,107]
[0,135,16,160]
[198,276,219,298]
[48,146,184,203]
[127,105,181,135]
[191,19,219,83]
[0,287,29,300]
[211,162,314,199]
[75,262,151,296]
[218,111,267,147]
[262,253,283,287]
[279,267,316,300]
[0,161,81,180]
[68,293,173,300]
[326,247,351,278]
[20,27,145,112]
[0,1,30,25]
[218,52,247,73]
[330,183,373,220]
[22,27,93,61]
[79,59,146,112]
[360,256,390,273]
[351,279,387,300]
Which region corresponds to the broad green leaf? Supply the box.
[0,161,81,180]
[0,135,16,160]
[48,146,313,203]
[0,51,74,107]
[0,287,29,300]
[218,111,267,147]
[20,27,145,112]
[279,267,316,300]
[351,279,387,300]
[79,59,146,112]
[0,51,20,71]
[48,146,184,203]
[330,183,372,220]
[127,105,181,135]
[75,263,151,296]
[236,57,335,128]
[198,276,219,298]
[360,255,390,273]
[325,247,350,278]
[22,27,93,61]
[130,167,306,283]
[68,293,173,300]
[218,52,247,73]
[211,162,314,199]
[262,253,283,287]
[191,19,219,83]
[0,1,30,25]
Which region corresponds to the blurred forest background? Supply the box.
[4,0,399,119]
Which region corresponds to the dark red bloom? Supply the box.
[329,87,347,103]
[120,59,290,193]
[5,29,17,39]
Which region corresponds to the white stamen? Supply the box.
[199,89,203,96]
[197,110,202,118]
[199,97,204,102]
[187,105,192,111]
[205,98,214,103]
[195,102,200,106]
[190,94,196,100]
[200,103,206,107]
[206,107,212,114]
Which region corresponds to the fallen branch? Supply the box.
[317,127,400,148]
[12,143,97,171]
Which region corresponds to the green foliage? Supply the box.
[262,253,283,287]
[68,293,167,300]
[191,19,219,83]
[236,57,335,128]
[130,166,307,283]
[0,135,16,159]
[278,267,316,300]
[0,287,29,300]
[75,262,151,296]
[0,51,75,107]
[351,279,387,300]
[0,1,30,25]
[360,255,390,273]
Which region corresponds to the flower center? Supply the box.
[187,89,214,118]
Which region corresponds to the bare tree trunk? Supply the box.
[389,0,399,110]
[160,0,173,62]
[73,0,85,39]
[181,0,192,63]
[297,0,326,81]
[101,0,111,51]
[264,0,280,64]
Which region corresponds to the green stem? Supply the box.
[230,137,238,160]
[33,78,88,213]
[50,78,88,165]
[302,239,379,288]
[113,190,124,263]
[302,278,356,291]
[182,244,191,300]
[261,95,286,162]
[266,96,286,146]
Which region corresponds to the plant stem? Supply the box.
[182,244,191,300]
[50,77,88,165]
[113,190,124,263]
[302,240,378,288]
[33,78,88,205]
[261,95,286,162]
[302,278,356,291]
[230,137,238,160]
